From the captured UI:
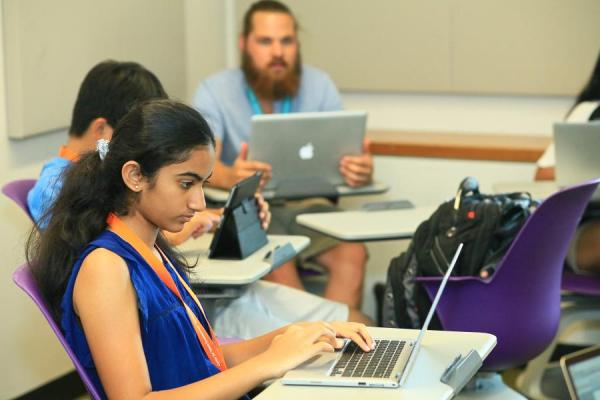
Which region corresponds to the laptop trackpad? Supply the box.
[288,352,338,375]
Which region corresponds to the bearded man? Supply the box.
[192,0,374,312]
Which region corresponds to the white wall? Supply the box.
[0,4,75,396]
[342,92,572,136]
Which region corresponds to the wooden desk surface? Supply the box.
[367,130,551,162]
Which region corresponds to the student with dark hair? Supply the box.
[536,51,600,181]
[27,59,370,340]
[193,0,372,311]
[26,100,373,399]
[27,60,168,226]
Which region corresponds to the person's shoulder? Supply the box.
[39,156,71,176]
[302,64,334,83]
[201,68,245,90]
[32,157,71,196]
[194,68,245,108]
[78,247,130,287]
[90,231,141,263]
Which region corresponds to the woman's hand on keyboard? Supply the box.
[329,321,375,352]
[257,322,337,378]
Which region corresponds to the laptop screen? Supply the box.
[249,110,367,191]
[560,344,600,400]
[554,122,600,190]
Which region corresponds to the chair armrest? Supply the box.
[415,275,492,284]
[561,271,600,296]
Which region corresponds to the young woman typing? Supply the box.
[27,100,373,400]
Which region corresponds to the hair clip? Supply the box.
[96,139,110,161]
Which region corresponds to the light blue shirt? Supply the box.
[27,157,72,227]
[192,65,343,165]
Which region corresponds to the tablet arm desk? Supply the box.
[177,234,309,296]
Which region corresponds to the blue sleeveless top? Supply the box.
[60,230,222,399]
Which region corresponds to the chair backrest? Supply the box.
[13,264,103,400]
[417,179,600,370]
[2,179,36,219]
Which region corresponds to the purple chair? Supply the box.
[415,179,600,393]
[13,264,103,400]
[517,258,600,397]
[2,179,36,220]
[562,270,600,296]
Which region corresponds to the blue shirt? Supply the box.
[192,65,343,165]
[27,157,72,227]
[61,231,223,399]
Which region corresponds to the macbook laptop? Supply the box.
[560,344,600,400]
[554,122,600,199]
[248,110,386,199]
[281,243,464,388]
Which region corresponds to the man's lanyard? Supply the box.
[58,145,80,162]
[246,87,291,115]
[106,213,227,371]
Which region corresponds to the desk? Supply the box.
[296,206,436,241]
[204,182,389,204]
[493,181,559,200]
[368,129,550,162]
[177,234,310,286]
[256,327,496,400]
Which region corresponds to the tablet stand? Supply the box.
[209,198,268,259]
[263,242,297,270]
[440,349,483,394]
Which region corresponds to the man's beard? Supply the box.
[241,50,302,102]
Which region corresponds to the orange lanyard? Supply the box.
[58,145,80,162]
[106,213,227,371]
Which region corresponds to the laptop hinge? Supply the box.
[274,177,338,200]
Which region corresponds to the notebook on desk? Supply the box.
[281,243,464,388]
[555,122,600,199]
[248,110,386,200]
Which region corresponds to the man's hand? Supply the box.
[161,210,222,246]
[188,211,223,239]
[339,138,374,187]
[230,142,272,188]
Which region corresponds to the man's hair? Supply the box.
[69,60,167,137]
[242,0,298,37]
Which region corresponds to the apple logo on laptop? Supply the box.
[299,142,314,160]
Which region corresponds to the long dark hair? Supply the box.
[26,100,215,321]
[568,51,600,119]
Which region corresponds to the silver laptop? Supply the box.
[249,110,385,199]
[555,122,600,198]
[281,243,464,388]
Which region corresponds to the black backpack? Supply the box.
[381,177,537,329]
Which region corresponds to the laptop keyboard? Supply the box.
[330,339,406,378]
